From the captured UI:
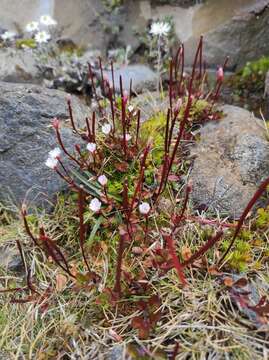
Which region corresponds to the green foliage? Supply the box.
[102,0,124,10]
[222,235,252,272]
[15,38,37,49]
[255,206,269,228]
[231,56,269,95]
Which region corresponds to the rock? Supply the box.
[0,82,89,209]
[0,246,23,272]
[185,0,269,69]
[102,64,157,94]
[189,105,269,218]
[107,345,129,360]
[0,47,41,83]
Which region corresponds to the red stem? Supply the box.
[113,234,125,295]
[219,175,269,263]
[67,99,77,133]
[164,234,187,286]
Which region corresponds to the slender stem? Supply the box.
[157,36,162,95]
[114,234,125,295]
[120,76,127,158]
[86,117,92,141]
[111,61,116,101]
[67,98,77,133]
[135,110,141,147]
[55,127,81,167]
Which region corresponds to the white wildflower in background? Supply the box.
[102,123,112,135]
[35,31,51,43]
[125,134,132,141]
[89,198,101,212]
[49,147,61,159]
[45,156,58,169]
[128,105,134,112]
[98,175,108,187]
[1,31,16,41]
[40,15,57,26]
[139,202,151,215]
[25,21,39,32]
[150,22,171,37]
[86,143,97,153]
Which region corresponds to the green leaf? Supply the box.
[87,216,103,247]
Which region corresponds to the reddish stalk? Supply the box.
[99,57,104,93]
[67,98,78,133]
[88,62,97,98]
[164,234,187,286]
[21,207,39,246]
[108,87,115,132]
[54,124,82,167]
[16,239,39,295]
[211,56,229,107]
[169,60,173,110]
[120,76,127,158]
[135,110,141,147]
[219,175,269,263]
[111,61,116,101]
[40,234,75,278]
[127,146,150,219]
[92,112,96,142]
[156,109,171,198]
[178,45,185,96]
[178,183,192,222]
[113,233,125,295]
[183,230,224,267]
[86,117,92,141]
[171,342,180,360]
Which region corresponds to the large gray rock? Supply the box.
[0,82,89,209]
[102,64,157,94]
[189,105,269,218]
[0,48,40,83]
[185,0,269,69]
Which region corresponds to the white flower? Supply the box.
[150,22,171,37]
[35,31,51,43]
[121,133,132,141]
[25,21,39,32]
[89,198,101,212]
[86,142,96,153]
[98,175,108,186]
[102,123,112,135]
[40,15,57,26]
[1,31,16,41]
[128,105,134,112]
[45,156,58,169]
[139,202,151,215]
[49,147,61,159]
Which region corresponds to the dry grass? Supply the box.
[1,196,269,360]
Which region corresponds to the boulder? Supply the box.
[185,0,269,69]
[102,64,157,94]
[0,82,89,209]
[189,105,269,218]
[0,48,41,83]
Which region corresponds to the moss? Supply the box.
[15,38,37,49]
[229,56,269,95]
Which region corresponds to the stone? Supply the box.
[0,82,89,209]
[185,0,269,69]
[101,64,157,94]
[189,105,269,218]
[0,246,23,272]
[0,47,41,83]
